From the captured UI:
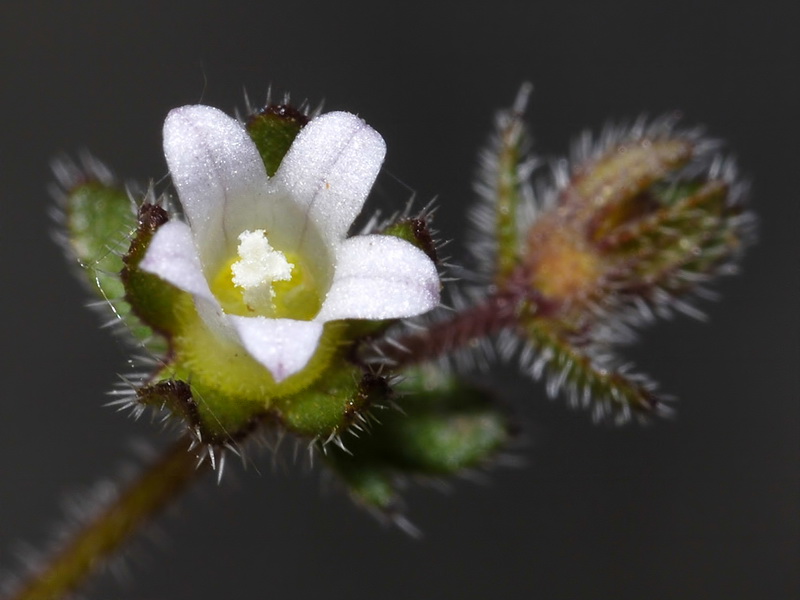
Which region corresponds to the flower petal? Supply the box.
[138,220,232,342]
[273,112,386,247]
[138,220,210,298]
[228,316,324,383]
[163,105,270,270]
[315,235,440,322]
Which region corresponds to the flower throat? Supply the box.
[211,229,322,320]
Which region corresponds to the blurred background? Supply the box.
[1,1,797,598]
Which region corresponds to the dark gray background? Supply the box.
[1,1,797,599]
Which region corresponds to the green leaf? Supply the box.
[381,373,510,473]
[64,180,135,300]
[326,458,398,512]
[62,176,159,344]
[324,370,512,515]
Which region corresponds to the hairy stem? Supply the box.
[7,435,208,600]
[372,291,525,369]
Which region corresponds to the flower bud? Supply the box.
[521,128,750,326]
[474,92,753,422]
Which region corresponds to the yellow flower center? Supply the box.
[211,229,322,320]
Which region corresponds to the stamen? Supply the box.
[231,230,293,311]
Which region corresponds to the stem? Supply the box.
[372,291,525,368]
[7,435,208,600]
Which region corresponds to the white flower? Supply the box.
[139,105,439,384]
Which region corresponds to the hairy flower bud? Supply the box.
[472,90,754,422]
[522,126,750,327]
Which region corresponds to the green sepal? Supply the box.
[324,370,513,513]
[137,377,264,444]
[270,364,386,439]
[380,218,439,264]
[245,104,308,176]
[492,140,525,284]
[577,138,694,242]
[590,162,743,300]
[121,204,186,336]
[142,356,379,444]
[522,316,664,421]
[137,379,194,421]
[488,94,530,284]
[623,180,736,284]
[139,322,356,443]
[152,375,265,443]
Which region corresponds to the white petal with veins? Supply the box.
[163,105,271,268]
[274,112,386,247]
[316,235,440,321]
[139,220,210,299]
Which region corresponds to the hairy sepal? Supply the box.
[138,358,384,445]
[518,317,667,424]
[471,83,536,284]
[245,104,308,176]
[271,367,387,440]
